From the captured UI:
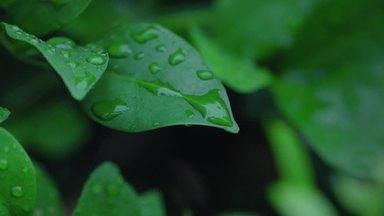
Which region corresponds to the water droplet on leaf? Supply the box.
[0,159,9,170]
[168,48,186,66]
[86,55,106,65]
[148,62,162,74]
[91,99,129,121]
[47,37,75,49]
[75,72,96,90]
[155,44,166,52]
[132,26,159,44]
[108,41,132,58]
[11,186,23,198]
[196,70,214,80]
[134,52,145,60]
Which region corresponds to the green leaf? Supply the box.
[213,0,318,59]
[63,0,134,41]
[264,119,314,185]
[6,0,91,35]
[140,191,166,216]
[273,0,384,178]
[7,101,90,159]
[0,128,37,216]
[73,162,141,216]
[332,175,384,216]
[83,23,239,133]
[2,23,109,100]
[268,182,337,216]
[0,107,10,124]
[190,27,273,93]
[33,164,64,216]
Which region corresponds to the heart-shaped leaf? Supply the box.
[0,107,10,124]
[83,23,239,133]
[0,128,37,215]
[190,27,273,93]
[2,23,109,100]
[5,0,91,35]
[73,162,141,216]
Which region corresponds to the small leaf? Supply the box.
[190,27,273,93]
[83,23,239,133]
[2,23,109,100]
[0,128,37,215]
[140,190,166,216]
[6,0,91,35]
[0,107,10,124]
[7,101,90,159]
[73,162,141,216]
[33,164,64,216]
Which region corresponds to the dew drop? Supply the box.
[11,186,23,198]
[132,26,159,44]
[134,52,145,60]
[153,122,160,127]
[86,44,106,55]
[108,41,132,58]
[185,110,194,118]
[61,50,70,58]
[75,72,96,90]
[86,55,106,65]
[148,62,162,74]
[91,99,129,121]
[196,70,214,80]
[168,48,186,66]
[0,159,9,170]
[155,44,166,52]
[47,37,75,49]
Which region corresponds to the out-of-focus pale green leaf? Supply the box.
[7,101,90,159]
[274,0,384,178]
[213,0,318,59]
[269,182,337,216]
[190,27,273,93]
[5,0,91,35]
[3,23,109,100]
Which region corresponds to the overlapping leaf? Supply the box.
[3,23,109,100]
[83,23,239,133]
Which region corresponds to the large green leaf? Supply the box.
[7,102,90,159]
[3,23,109,100]
[33,164,64,216]
[83,23,239,133]
[190,27,273,93]
[140,191,166,216]
[5,0,91,35]
[0,128,37,216]
[73,162,141,216]
[0,107,10,124]
[213,0,317,59]
[273,0,384,178]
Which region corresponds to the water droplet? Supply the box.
[91,99,129,121]
[153,122,160,127]
[155,44,166,52]
[61,50,70,58]
[75,72,96,90]
[185,110,194,118]
[138,80,233,127]
[196,70,214,80]
[22,167,28,173]
[68,61,78,68]
[134,52,145,60]
[11,186,23,198]
[0,159,9,170]
[106,184,120,196]
[132,26,159,44]
[107,41,132,58]
[168,48,186,66]
[148,62,162,74]
[86,55,106,65]
[92,185,102,194]
[86,44,106,55]
[47,37,75,49]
